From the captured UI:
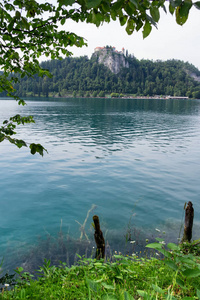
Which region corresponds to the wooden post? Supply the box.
[182,201,194,243]
[93,215,105,259]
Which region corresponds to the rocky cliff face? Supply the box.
[92,47,129,74]
[185,69,200,82]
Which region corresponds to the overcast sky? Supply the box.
[63,7,200,70]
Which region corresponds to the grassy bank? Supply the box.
[1,240,200,300]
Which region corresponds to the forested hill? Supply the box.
[8,49,200,99]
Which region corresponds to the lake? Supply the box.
[0,97,200,272]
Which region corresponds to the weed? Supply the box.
[1,241,200,299]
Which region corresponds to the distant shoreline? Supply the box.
[0,95,195,101]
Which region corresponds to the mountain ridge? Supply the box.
[2,46,200,99]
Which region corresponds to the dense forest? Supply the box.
[2,53,200,99]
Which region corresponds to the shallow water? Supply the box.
[0,97,200,271]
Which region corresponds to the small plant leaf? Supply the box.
[150,6,160,22]
[176,278,185,288]
[86,278,99,292]
[146,242,163,250]
[142,21,152,39]
[182,268,200,278]
[86,0,102,9]
[102,283,115,290]
[122,291,135,300]
[159,248,172,258]
[152,284,164,294]
[137,290,150,299]
[167,243,179,250]
[164,260,178,271]
[194,1,200,9]
[101,294,118,300]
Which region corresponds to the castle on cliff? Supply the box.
[94,46,125,55]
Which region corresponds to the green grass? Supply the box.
[1,240,200,299]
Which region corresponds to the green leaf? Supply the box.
[61,18,66,25]
[91,11,102,26]
[17,267,24,273]
[146,242,163,250]
[182,268,200,278]
[197,289,200,299]
[165,295,177,300]
[169,3,175,14]
[15,11,21,19]
[101,283,115,290]
[130,0,138,8]
[8,20,15,32]
[137,290,149,297]
[136,19,143,31]
[86,0,102,9]
[0,135,5,142]
[101,2,110,12]
[16,139,27,149]
[125,18,135,35]
[159,248,172,258]
[112,0,124,11]
[194,1,200,9]
[29,143,47,156]
[152,284,164,294]
[167,243,179,250]
[94,262,103,266]
[86,278,99,292]
[59,0,75,5]
[164,260,178,271]
[179,0,192,17]
[122,291,135,300]
[176,0,192,25]
[30,144,37,155]
[176,278,185,288]
[176,6,187,25]
[143,21,152,39]
[150,6,160,22]
[119,16,128,26]
[125,3,135,16]
[170,0,182,7]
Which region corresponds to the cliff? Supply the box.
[92,46,129,74]
[9,48,200,99]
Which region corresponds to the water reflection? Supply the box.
[12,97,200,156]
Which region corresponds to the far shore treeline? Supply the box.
[1,53,200,99]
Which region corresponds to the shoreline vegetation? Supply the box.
[51,94,190,100]
[1,203,200,299]
[1,93,192,100]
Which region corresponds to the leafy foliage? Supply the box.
[0,0,86,155]
[1,243,200,299]
[146,239,200,299]
[0,114,47,155]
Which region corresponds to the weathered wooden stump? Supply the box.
[182,201,194,243]
[93,215,105,259]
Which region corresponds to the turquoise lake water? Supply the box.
[0,97,200,271]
